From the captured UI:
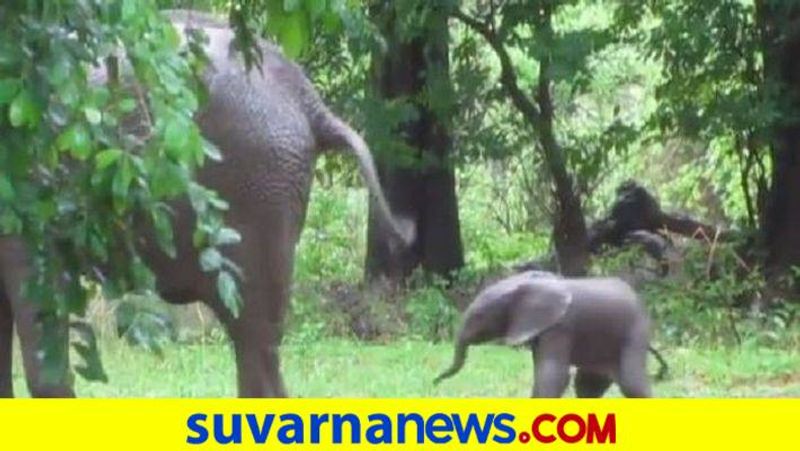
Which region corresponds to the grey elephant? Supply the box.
[434,271,655,398]
[0,10,412,398]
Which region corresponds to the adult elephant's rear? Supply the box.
[0,10,412,398]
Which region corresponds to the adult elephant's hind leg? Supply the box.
[217,223,292,398]
[230,319,287,398]
[13,300,74,397]
[226,277,289,398]
[0,238,73,398]
[0,287,13,397]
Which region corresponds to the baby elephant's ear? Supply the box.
[504,281,573,346]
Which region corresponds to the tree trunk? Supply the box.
[760,3,800,279]
[532,4,589,276]
[365,2,464,282]
[451,7,589,276]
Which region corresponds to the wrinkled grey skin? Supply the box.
[508,269,668,378]
[0,10,413,398]
[435,271,653,398]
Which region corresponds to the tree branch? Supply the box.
[452,9,542,125]
[587,180,727,253]
[454,7,589,275]
[452,8,572,195]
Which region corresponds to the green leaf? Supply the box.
[150,163,188,198]
[46,54,72,85]
[217,271,242,318]
[306,0,327,18]
[0,78,20,105]
[212,227,242,246]
[164,24,182,49]
[0,40,20,69]
[321,10,342,34]
[151,206,176,258]
[0,175,14,201]
[115,298,172,357]
[63,278,87,315]
[70,321,109,383]
[119,98,138,113]
[57,124,92,159]
[8,90,41,128]
[36,197,58,222]
[164,118,189,158]
[267,0,285,17]
[200,247,223,271]
[0,211,22,234]
[121,0,137,20]
[188,183,209,214]
[207,193,229,211]
[130,257,157,291]
[278,11,311,58]
[95,148,123,170]
[203,141,223,162]
[112,156,134,204]
[284,0,302,12]
[83,106,102,125]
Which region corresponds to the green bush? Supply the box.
[404,277,459,342]
[589,240,799,348]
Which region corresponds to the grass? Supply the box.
[10,337,800,398]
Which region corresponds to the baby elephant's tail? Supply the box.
[649,345,669,381]
[433,342,468,385]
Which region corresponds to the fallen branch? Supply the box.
[516,180,729,274]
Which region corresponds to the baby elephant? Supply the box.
[435,271,653,398]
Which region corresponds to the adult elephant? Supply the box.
[0,10,412,398]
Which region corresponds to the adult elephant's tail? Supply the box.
[433,341,468,385]
[316,113,415,246]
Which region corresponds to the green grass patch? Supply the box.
[11,337,800,398]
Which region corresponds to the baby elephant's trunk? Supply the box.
[433,341,468,385]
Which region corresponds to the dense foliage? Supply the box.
[0,0,242,383]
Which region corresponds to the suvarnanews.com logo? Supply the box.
[185,411,616,446]
[1,399,797,449]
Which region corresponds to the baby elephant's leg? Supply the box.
[574,369,612,398]
[617,340,652,398]
[531,331,572,398]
